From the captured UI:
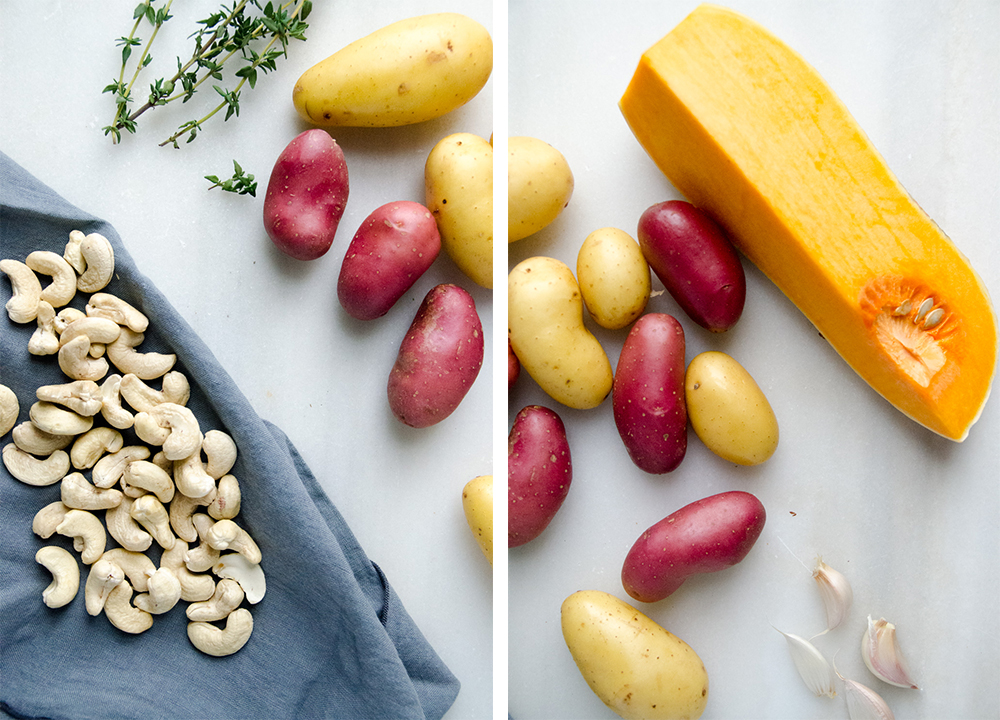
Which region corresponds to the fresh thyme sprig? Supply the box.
[205,160,258,196]
[102,0,311,147]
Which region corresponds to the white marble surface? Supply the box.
[1,2,494,718]
[508,2,999,719]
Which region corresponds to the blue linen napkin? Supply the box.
[0,151,460,720]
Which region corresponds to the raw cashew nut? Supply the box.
[206,519,261,564]
[123,459,175,503]
[172,451,216,499]
[207,475,241,520]
[12,421,73,455]
[61,471,123,510]
[186,578,244,622]
[105,496,154,552]
[84,558,125,616]
[107,328,176,380]
[1,258,42,323]
[25,250,77,308]
[30,401,94,436]
[129,494,175,550]
[186,513,221,572]
[28,301,60,356]
[1,385,21,437]
[63,230,87,273]
[36,380,104,417]
[2,443,70,486]
[135,403,202,462]
[120,372,190,413]
[35,546,80,608]
[212,552,266,604]
[57,335,109,382]
[134,567,182,615]
[187,608,253,657]
[53,306,85,334]
[55,509,107,564]
[101,548,156,592]
[98,374,135,430]
[92,444,150,488]
[202,430,237,479]
[169,488,216,543]
[70,427,124,469]
[76,232,115,293]
[32,501,71,538]
[86,292,148,332]
[59,316,122,350]
[161,540,216,602]
[104,580,153,634]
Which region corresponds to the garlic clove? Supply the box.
[835,663,896,720]
[813,558,853,633]
[861,615,919,689]
[776,628,837,698]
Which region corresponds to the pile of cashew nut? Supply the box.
[1,232,264,657]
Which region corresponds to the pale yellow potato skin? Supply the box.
[577,227,651,330]
[462,475,493,566]
[425,133,493,288]
[561,590,709,720]
[508,256,612,409]
[508,136,574,242]
[293,13,493,127]
[685,351,779,465]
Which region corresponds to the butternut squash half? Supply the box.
[620,4,997,441]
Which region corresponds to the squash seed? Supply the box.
[914,297,934,323]
[922,307,945,330]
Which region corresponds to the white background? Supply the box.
[508,2,999,720]
[1,1,494,718]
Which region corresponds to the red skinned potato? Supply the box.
[638,200,745,332]
[508,405,571,547]
[337,201,441,320]
[613,313,687,474]
[622,491,766,603]
[263,129,349,261]
[387,284,483,428]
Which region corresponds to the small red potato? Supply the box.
[337,201,441,320]
[637,200,745,332]
[387,284,483,428]
[263,129,349,261]
[622,490,766,603]
[508,336,520,391]
[612,313,687,474]
[508,405,571,547]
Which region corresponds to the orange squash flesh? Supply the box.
[620,4,997,441]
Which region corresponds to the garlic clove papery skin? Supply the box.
[813,558,853,633]
[841,674,896,720]
[861,615,919,689]
[777,629,837,698]
[834,659,895,720]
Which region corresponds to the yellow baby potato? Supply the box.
[577,227,651,330]
[508,136,574,243]
[685,351,779,465]
[508,256,613,409]
[425,132,493,288]
[292,13,493,127]
[462,475,493,566]
[561,590,709,720]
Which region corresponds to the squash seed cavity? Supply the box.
[860,276,956,388]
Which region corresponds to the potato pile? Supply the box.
[508,140,779,718]
[263,12,494,560]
